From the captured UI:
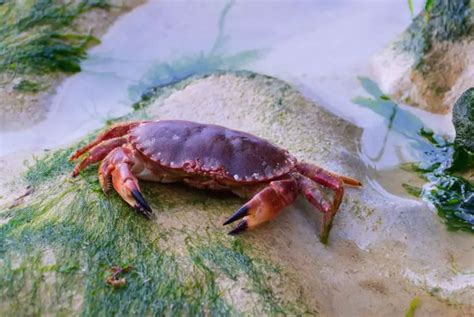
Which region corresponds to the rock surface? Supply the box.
[372,2,474,114]
[453,88,474,152]
[1,72,473,315]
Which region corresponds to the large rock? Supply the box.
[453,88,474,152]
[1,72,473,315]
[372,1,474,114]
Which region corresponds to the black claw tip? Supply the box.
[228,220,248,235]
[134,205,153,219]
[131,189,153,219]
[223,205,249,226]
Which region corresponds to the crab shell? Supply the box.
[70,120,362,243]
[129,120,297,183]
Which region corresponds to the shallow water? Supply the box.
[1,0,443,162]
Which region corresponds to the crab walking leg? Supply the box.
[297,162,362,187]
[70,121,145,161]
[223,179,298,234]
[335,174,362,187]
[72,137,127,177]
[297,175,332,213]
[99,147,153,218]
[297,162,357,243]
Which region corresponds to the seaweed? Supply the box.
[0,0,107,77]
[405,297,420,317]
[354,79,474,233]
[13,79,49,93]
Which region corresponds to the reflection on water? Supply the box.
[1,0,420,159]
[128,1,262,101]
[354,77,450,169]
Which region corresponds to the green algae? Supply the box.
[354,78,474,233]
[2,157,305,315]
[13,79,49,93]
[422,174,473,232]
[1,76,310,315]
[23,148,75,187]
[0,0,107,78]
[405,297,420,317]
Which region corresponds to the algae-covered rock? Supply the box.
[2,72,474,316]
[372,0,474,114]
[453,88,474,153]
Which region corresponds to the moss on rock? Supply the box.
[453,88,474,153]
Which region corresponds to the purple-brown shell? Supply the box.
[129,120,296,182]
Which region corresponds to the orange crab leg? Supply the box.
[72,137,127,177]
[100,147,152,218]
[70,121,145,161]
[297,174,331,213]
[297,162,361,243]
[223,179,298,234]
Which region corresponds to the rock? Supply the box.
[453,88,474,152]
[371,1,474,114]
[1,72,473,316]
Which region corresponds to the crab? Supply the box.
[70,120,361,243]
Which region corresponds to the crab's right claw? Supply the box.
[112,168,153,219]
[130,187,153,219]
[223,179,298,235]
[101,147,153,219]
[224,205,249,235]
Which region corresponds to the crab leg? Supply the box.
[223,179,298,234]
[297,162,361,243]
[100,147,153,219]
[297,174,332,213]
[72,137,127,177]
[70,121,145,161]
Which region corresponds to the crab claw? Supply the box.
[113,168,153,219]
[223,205,249,226]
[224,205,249,235]
[131,188,153,219]
[228,219,248,235]
[100,147,153,219]
[223,179,298,235]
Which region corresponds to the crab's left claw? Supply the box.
[100,147,153,219]
[223,179,298,235]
